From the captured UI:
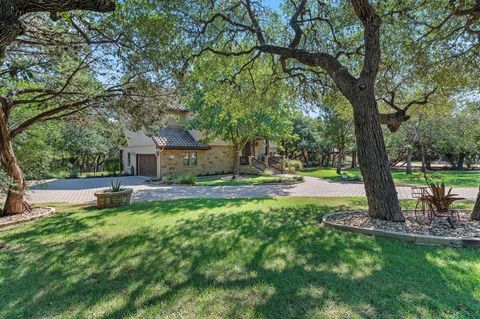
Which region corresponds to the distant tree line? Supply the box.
[13,116,126,179]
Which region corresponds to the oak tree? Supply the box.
[172,0,407,221]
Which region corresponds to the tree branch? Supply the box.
[0,0,115,56]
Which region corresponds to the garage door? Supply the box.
[137,154,157,177]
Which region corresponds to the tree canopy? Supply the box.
[1,0,479,221]
[187,54,295,175]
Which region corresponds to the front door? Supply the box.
[137,154,157,177]
[243,141,254,157]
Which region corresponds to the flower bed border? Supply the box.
[322,212,480,248]
[0,207,56,230]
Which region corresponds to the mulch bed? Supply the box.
[325,211,480,238]
[0,207,55,229]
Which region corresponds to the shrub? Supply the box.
[70,167,78,179]
[294,176,304,182]
[104,157,120,175]
[287,166,296,174]
[286,159,304,171]
[262,169,273,177]
[177,173,196,184]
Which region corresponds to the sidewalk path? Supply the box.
[26,176,479,204]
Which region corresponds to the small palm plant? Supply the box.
[424,182,463,214]
[110,179,124,192]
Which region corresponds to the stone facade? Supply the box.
[159,145,235,178]
[94,189,133,209]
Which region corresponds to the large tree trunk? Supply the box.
[471,188,480,221]
[351,94,404,222]
[0,133,26,216]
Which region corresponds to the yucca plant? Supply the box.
[424,182,463,214]
[110,179,124,192]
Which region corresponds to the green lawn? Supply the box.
[298,167,480,188]
[297,167,361,181]
[195,174,302,186]
[391,170,480,188]
[1,198,479,318]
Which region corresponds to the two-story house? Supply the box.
[120,105,281,178]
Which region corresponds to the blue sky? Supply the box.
[263,0,281,9]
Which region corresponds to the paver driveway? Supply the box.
[26,176,479,203]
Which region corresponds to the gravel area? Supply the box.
[325,211,480,238]
[0,207,55,229]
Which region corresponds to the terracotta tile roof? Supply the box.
[152,127,209,150]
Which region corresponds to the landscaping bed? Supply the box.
[146,174,304,186]
[324,211,480,247]
[196,174,304,186]
[0,207,55,229]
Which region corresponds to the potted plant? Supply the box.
[94,180,133,209]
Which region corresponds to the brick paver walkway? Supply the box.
[26,176,479,204]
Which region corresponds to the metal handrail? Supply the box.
[252,158,266,170]
[267,157,283,173]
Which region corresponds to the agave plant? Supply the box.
[110,179,124,192]
[424,182,464,214]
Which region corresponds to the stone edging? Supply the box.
[0,207,56,230]
[322,212,480,248]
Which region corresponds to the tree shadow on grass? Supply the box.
[0,202,479,318]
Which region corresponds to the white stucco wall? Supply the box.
[120,130,157,174]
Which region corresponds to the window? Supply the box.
[182,152,198,166]
[190,152,198,166]
[127,152,131,166]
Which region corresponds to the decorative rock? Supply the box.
[431,217,454,230]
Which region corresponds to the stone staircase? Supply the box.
[240,156,285,175]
